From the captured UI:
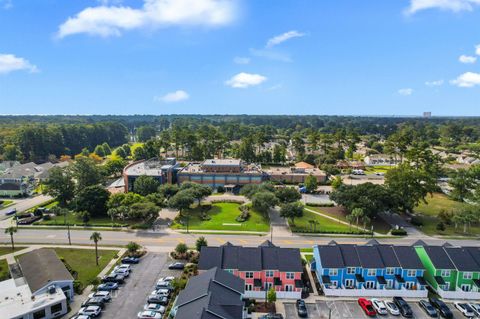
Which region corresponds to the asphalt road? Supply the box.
[1,227,479,249]
[0,195,52,220]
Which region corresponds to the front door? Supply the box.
[365,281,376,289]
[345,279,354,288]
[461,284,471,292]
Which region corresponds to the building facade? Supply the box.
[123,157,180,192]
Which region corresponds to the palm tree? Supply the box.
[5,227,17,250]
[90,232,102,266]
[351,208,364,227]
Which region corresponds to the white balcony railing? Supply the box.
[322,285,427,298]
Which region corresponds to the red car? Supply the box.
[358,298,377,317]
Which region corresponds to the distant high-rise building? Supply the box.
[423,112,432,118]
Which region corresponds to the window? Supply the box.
[365,281,376,289]
[329,269,338,276]
[386,279,394,289]
[51,303,63,314]
[405,281,415,289]
[441,270,451,277]
[285,285,294,292]
[265,282,273,290]
[245,284,253,291]
[463,272,473,279]
[461,284,471,292]
[33,309,46,319]
[245,271,254,278]
[345,279,354,288]
[407,269,416,277]
[265,270,274,278]
[386,268,395,275]
[286,272,294,279]
[347,267,356,274]
[367,269,376,276]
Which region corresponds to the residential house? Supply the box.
[198,241,304,299]
[364,154,401,166]
[415,242,480,299]
[313,241,427,297]
[170,267,246,319]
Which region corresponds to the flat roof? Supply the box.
[179,162,263,175]
[124,158,177,176]
[202,159,241,166]
[265,166,326,176]
[0,279,66,319]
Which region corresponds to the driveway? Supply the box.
[0,195,52,220]
[100,252,181,319]
[302,194,333,205]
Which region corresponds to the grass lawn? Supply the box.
[0,200,14,208]
[54,248,118,287]
[365,165,395,174]
[171,202,270,232]
[303,254,314,263]
[414,193,479,236]
[0,247,23,256]
[291,209,358,233]
[0,260,10,281]
[35,211,140,227]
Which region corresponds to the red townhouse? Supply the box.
[198,241,304,299]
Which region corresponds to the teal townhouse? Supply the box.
[312,240,427,297]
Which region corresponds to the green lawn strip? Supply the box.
[291,210,355,233]
[300,248,313,253]
[24,199,58,213]
[35,211,141,227]
[303,254,314,263]
[0,200,14,209]
[54,248,118,287]
[416,214,480,237]
[0,247,24,256]
[415,193,467,216]
[171,202,270,232]
[0,259,10,281]
[364,165,394,174]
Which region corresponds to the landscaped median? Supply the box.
[171,202,270,233]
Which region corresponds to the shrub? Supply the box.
[305,202,335,207]
[217,186,225,193]
[42,215,51,221]
[235,205,250,222]
[73,280,83,294]
[436,222,446,232]
[391,228,408,236]
[410,216,423,226]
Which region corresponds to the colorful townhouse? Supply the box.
[198,241,304,299]
[414,242,480,300]
[312,240,427,297]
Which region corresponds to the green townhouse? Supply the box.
[415,242,480,300]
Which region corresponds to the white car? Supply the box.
[470,303,480,317]
[156,280,171,289]
[385,300,400,316]
[137,311,162,319]
[158,276,175,282]
[143,303,166,313]
[114,264,132,272]
[88,290,111,302]
[78,306,101,317]
[113,268,130,277]
[151,289,170,297]
[70,316,91,319]
[371,298,388,315]
[454,302,475,318]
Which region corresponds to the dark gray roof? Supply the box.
[465,247,480,266]
[18,248,73,294]
[424,246,455,270]
[175,268,244,319]
[366,239,380,246]
[356,245,384,268]
[0,182,22,191]
[412,240,428,247]
[393,246,423,269]
[259,240,276,247]
[198,245,302,272]
[444,247,480,272]
[339,245,361,267]
[316,245,345,268]
[377,245,400,268]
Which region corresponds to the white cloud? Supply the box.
[0,54,38,74]
[155,90,189,102]
[476,44,480,55]
[425,79,444,87]
[233,56,250,64]
[405,0,480,15]
[398,88,414,96]
[459,55,477,63]
[266,30,305,48]
[1,0,12,9]
[451,72,480,87]
[249,48,291,62]
[57,0,237,38]
[225,72,267,88]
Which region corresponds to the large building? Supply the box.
[177,159,265,188]
[198,241,304,299]
[0,248,74,319]
[265,162,327,184]
[123,157,180,192]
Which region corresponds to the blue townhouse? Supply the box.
[312,240,427,297]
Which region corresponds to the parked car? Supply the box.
[81,297,105,309]
[258,314,284,319]
[112,268,130,277]
[143,303,166,314]
[385,300,400,316]
[115,264,132,272]
[147,295,169,306]
[158,276,175,282]
[168,262,185,270]
[137,311,162,319]
[155,280,172,289]
[454,303,475,318]
[429,297,453,319]
[102,274,125,284]
[5,208,16,216]
[70,316,91,319]
[358,298,376,317]
[296,299,308,318]
[97,282,118,291]
[393,297,413,318]
[78,306,101,317]
[122,256,140,264]
[16,215,41,225]
[419,300,438,318]
[469,304,480,317]
[371,298,388,315]
[150,288,170,297]
[88,291,111,302]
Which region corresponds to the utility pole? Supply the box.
[270,226,273,244]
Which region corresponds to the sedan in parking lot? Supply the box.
[454,302,475,318]
[97,282,118,291]
[137,311,162,319]
[358,298,376,317]
[88,291,111,302]
[470,303,480,317]
[168,262,185,270]
[295,299,308,318]
[81,297,105,309]
[258,314,284,319]
[112,268,130,277]
[393,297,413,318]
[371,298,388,315]
[385,300,400,316]
[147,295,169,306]
[419,300,438,318]
[429,297,453,319]
[143,303,166,314]
[78,306,102,317]
[102,273,125,284]
[122,256,140,264]
[70,315,91,319]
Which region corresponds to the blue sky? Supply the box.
[1,0,480,116]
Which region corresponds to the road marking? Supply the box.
[238,239,248,244]
[214,238,224,244]
[281,240,293,244]
[46,235,56,238]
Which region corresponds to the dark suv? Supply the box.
[429,297,453,319]
[393,297,413,318]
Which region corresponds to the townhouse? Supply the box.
[313,240,427,297]
[414,242,480,299]
[198,241,304,299]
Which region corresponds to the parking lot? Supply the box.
[284,300,468,319]
[101,252,181,319]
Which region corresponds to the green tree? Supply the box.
[78,211,90,225]
[94,145,106,157]
[331,184,395,217]
[158,184,179,199]
[128,202,159,221]
[114,147,127,159]
[132,146,148,161]
[126,241,141,255]
[137,126,157,142]
[102,142,112,155]
[308,219,319,232]
[350,207,365,227]
[275,187,301,204]
[2,144,23,161]
[180,182,212,207]
[133,175,160,196]
[252,191,279,215]
[175,243,188,255]
[75,185,110,217]
[70,157,104,190]
[90,232,102,266]
[304,174,318,193]
[279,202,304,226]
[103,158,126,177]
[267,287,277,305]
[44,167,75,207]
[195,236,208,252]
[331,176,343,190]
[168,190,195,232]
[4,227,17,250]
